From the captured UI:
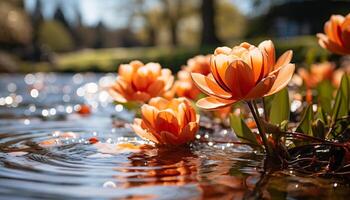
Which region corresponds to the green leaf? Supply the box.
[316,80,334,115]
[312,119,325,139]
[315,106,326,124]
[296,105,314,136]
[269,88,290,125]
[263,95,274,118]
[230,114,259,146]
[331,74,350,122]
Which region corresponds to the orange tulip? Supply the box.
[183,55,211,75]
[168,70,202,100]
[132,97,199,146]
[109,60,174,103]
[298,62,335,89]
[165,55,211,100]
[191,40,295,110]
[317,14,350,55]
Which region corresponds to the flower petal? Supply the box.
[160,131,179,145]
[341,23,350,50]
[196,97,236,110]
[317,33,349,55]
[274,50,293,70]
[326,15,344,45]
[149,97,169,110]
[145,62,161,79]
[108,88,127,103]
[132,118,159,144]
[160,69,174,91]
[141,104,159,129]
[178,122,198,144]
[131,92,151,102]
[118,64,134,83]
[244,47,267,83]
[225,60,255,97]
[155,110,180,134]
[177,101,197,128]
[244,75,276,100]
[266,63,295,96]
[191,73,232,99]
[258,40,275,70]
[147,79,165,97]
[211,55,233,91]
[133,67,150,90]
[214,46,232,55]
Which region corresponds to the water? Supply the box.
[0,73,349,200]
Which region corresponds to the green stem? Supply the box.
[247,101,270,155]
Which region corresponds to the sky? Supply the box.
[24,0,252,30]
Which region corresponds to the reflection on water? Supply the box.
[0,73,349,200]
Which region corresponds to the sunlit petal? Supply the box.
[196,97,236,110]
[266,64,295,96]
[191,73,232,99]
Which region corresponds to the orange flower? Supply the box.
[165,55,211,100]
[169,70,202,100]
[298,62,335,88]
[183,55,211,75]
[317,14,350,55]
[109,60,174,103]
[191,40,295,110]
[132,97,199,146]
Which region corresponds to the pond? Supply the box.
[0,73,349,200]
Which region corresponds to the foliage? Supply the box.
[230,114,259,146]
[267,88,290,126]
[0,1,32,45]
[296,105,314,136]
[38,20,74,52]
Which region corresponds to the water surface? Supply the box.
[0,73,349,200]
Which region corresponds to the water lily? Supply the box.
[317,13,350,55]
[109,60,174,103]
[191,40,295,110]
[132,97,199,146]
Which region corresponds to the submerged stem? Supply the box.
[247,101,271,155]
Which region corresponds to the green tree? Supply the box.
[38,20,74,52]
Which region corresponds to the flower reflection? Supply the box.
[114,147,199,188]
[110,146,261,200]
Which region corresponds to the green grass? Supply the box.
[54,46,212,72]
[22,35,330,73]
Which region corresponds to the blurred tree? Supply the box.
[54,7,70,30]
[162,0,183,46]
[71,6,83,48]
[32,0,43,30]
[93,21,105,49]
[0,1,32,46]
[132,0,159,46]
[246,0,350,38]
[177,0,245,46]
[38,20,74,52]
[216,0,246,43]
[200,0,220,45]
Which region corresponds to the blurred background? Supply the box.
[0,0,349,73]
